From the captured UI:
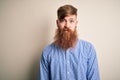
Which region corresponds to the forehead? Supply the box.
[63,15,77,20]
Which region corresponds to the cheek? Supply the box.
[58,23,65,29]
[70,27,75,32]
[70,24,76,31]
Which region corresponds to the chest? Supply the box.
[49,50,88,70]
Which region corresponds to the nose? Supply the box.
[64,21,69,28]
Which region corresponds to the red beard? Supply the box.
[54,27,78,50]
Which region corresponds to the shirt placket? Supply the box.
[65,50,70,80]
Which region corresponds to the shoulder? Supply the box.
[41,43,58,58]
[78,39,96,56]
[78,39,94,48]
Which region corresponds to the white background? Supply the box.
[0,0,120,80]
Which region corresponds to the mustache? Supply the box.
[63,27,70,31]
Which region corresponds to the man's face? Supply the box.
[57,15,78,32]
[54,15,78,50]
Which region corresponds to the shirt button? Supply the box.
[67,72,69,74]
[67,61,69,63]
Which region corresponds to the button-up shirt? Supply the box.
[39,39,100,80]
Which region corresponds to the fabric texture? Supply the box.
[39,39,100,80]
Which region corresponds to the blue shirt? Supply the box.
[39,39,100,80]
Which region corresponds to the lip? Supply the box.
[64,29,68,31]
[64,30,68,32]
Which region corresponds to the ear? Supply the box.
[56,19,59,28]
[76,20,78,28]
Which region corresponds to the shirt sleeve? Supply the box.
[86,44,100,80]
[39,51,50,80]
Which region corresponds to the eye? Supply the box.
[70,20,74,23]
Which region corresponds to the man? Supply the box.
[39,4,100,80]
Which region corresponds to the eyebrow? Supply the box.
[69,18,75,20]
[63,18,76,20]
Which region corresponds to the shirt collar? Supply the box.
[68,39,80,53]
